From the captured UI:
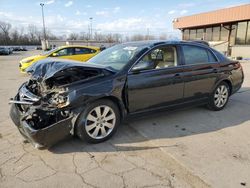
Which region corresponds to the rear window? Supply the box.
[75,47,96,55]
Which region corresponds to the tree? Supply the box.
[147,35,156,40]
[113,33,122,42]
[94,32,104,41]
[0,20,169,45]
[67,33,79,40]
[159,33,168,40]
[106,34,115,42]
[27,24,41,44]
[79,32,88,40]
[0,21,12,45]
[130,34,144,41]
[11,29,20,44]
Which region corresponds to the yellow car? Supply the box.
[19,45,100,73]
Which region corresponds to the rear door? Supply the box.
[73,47,98,61]
[127,45,184,113]
[181,44,220,100]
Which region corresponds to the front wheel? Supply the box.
[76,99,120,143]
[207,82,230,111]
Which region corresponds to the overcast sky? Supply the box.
[0,0,249,37]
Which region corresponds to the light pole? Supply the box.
[147,28,149,40]
[89,17,93,40]
[40,3,46,42]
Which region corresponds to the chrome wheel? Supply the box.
[85,105,116,139]
[214,85,229,108]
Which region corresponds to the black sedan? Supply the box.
[9,41,244,148]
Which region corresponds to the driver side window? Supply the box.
[136,46,178,71]
[55,48,74,57]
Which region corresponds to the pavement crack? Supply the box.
[72,153,97,188]
[125,123,211,188]
[14,153,26,164]
[0,157,15,167]
[15,164,32,176]
[0,168,3,179]
[16,171,57,183]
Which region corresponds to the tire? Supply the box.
[76,99,120,143]
[207,82,230,111]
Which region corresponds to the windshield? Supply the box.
[87,44,146,71]
[41,47,59,56]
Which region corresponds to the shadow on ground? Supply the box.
[48,88,250,154]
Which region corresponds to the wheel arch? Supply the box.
[73,95,126,136]
[96,96,126,120]
[214,79,233,95]
[222,79,233,95]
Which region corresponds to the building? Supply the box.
[173,4,250,58]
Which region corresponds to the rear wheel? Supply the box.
[207,82,230,111]
[76,99,120,143]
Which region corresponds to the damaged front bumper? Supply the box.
[9,84,75,149]
[10,103,74,149]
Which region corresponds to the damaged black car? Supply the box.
[9,41,244,148]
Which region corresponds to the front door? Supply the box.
[127,45,184,113]
[54,47,75,60]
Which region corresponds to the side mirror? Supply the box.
[131,60,154,73]
[51,53,58,57]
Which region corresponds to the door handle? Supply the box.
[213,68,218,73]
[174,73,181,77]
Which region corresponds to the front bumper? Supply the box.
[9,103,73,149]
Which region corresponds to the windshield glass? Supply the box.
[87,44,146,71]
[41,47,59,56]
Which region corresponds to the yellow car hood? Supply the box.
[20,55,44,63]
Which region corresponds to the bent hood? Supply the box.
[26,58,113,83]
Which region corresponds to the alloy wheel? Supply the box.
[85,105,116,139]
[214,85,229,108]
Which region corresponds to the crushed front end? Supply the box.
[9,81,75,149]
[9,60,112,148]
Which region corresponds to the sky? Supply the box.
[0,0,249,38]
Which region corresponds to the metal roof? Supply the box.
[173,4,250,29]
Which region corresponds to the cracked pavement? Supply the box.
[0,51,250,188]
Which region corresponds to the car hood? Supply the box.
[26,58,113,84]
[20,55,44,63]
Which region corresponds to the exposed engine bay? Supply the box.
[12,67,101,129]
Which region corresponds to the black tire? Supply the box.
[76,99,120,143]
[207,81,230,111]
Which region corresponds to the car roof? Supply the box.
[121,40,210,49]
[59,45,100,50]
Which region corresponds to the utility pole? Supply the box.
[147,28,149,40]
[40,3,47,49]
[89,17,93,40]
[40,3,46,40]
